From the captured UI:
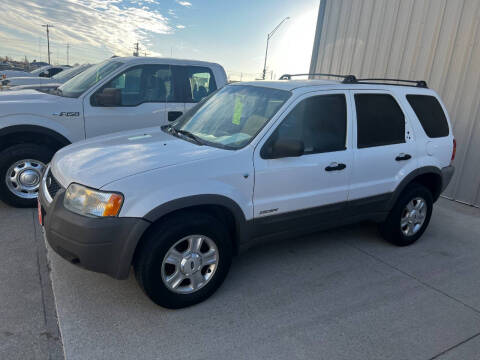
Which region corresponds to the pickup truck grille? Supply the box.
[46,169,62,200]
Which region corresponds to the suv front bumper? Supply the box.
[39,189,150,279]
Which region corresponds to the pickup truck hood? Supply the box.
[4,76,53,87]
[51,127,227,189]
[0,90,79,119]
[9,83,62,91]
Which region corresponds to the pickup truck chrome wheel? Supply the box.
[400,197,427,236]
[161,235,219,294]
[6,159,46,199]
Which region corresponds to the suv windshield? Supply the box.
[168,85,291,149]
[58,60,122,98]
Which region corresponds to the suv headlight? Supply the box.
[64,183,123,217]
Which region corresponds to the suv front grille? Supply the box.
[46,169,62,200]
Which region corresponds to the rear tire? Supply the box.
[0,144,54,208]
[134,212,233,309]
[380,184,433,246]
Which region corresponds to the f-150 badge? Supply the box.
[52,112,80,117]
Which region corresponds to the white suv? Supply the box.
[0,57,227,207]
[39,75,455,308]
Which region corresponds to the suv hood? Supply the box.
[51,127,227,189]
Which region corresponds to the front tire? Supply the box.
[380,184,433,246]
[0,144,54,208]
[134,212,233,309]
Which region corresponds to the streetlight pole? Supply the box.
[262,17,289,80]
[42,24,54,64]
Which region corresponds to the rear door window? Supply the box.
[354,94,405,148]
[183,66,217,103]
[406,95,449,138]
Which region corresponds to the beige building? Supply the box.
[310,0,480,207]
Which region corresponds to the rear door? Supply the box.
[253,90,353,228]
[83,64,176,137]
[349,90,418,201]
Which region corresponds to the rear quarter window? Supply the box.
[406,95,449,138]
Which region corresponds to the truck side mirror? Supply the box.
[93,88,121,107]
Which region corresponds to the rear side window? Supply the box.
[184,66,217,103]
[406,95,449,138]
[355,94,405,148]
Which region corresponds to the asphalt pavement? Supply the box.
[0,202,62,360]
[45,198,480,360]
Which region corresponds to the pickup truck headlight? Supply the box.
[64,183,123,217]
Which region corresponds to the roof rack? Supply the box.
[278,73,428,88]
[279,73,357,83]
[356,78,428,88]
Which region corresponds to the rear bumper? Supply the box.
[39,189,150,279]
[441,165,455,193]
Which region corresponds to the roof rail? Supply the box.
[279,73,357,84]
[356,78,428,88]
[278,73,428,88]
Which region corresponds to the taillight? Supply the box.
[451,138,456,163]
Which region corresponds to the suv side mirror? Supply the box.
[94,88,121,107]
[263,138,304,159]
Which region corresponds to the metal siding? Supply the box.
[311,0,480,206]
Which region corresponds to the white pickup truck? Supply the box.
[0,57,227,207]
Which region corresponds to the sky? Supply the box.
[0,0,319,80]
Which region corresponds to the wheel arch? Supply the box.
[388,166,443,210]
[0,125,71,153]
[135,195,249,260]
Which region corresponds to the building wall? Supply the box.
[310,0,480,206]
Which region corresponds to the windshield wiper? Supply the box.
[162,125,203,145]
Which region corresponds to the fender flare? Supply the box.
[0,125,71,148]
[144,194,250,247]
[387,166,442,210]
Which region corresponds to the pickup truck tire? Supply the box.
[0,144,54,208]
[380,184,433,246]
[134,212,233,309]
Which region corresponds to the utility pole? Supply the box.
[66,43,70,65]
[42,24,54,64]
[262,17,289,80]
[133,42,139,56]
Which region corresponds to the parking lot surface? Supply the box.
[44,198,480,360]
[0,203,62,360]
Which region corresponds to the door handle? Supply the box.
[168,111,183,122]
[395,153,412,161]
[325,162,347,171]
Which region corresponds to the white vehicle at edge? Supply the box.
[0,57,227,207]
[1,65,68,79]
[39,77,456,308]
[2,64,91,89]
